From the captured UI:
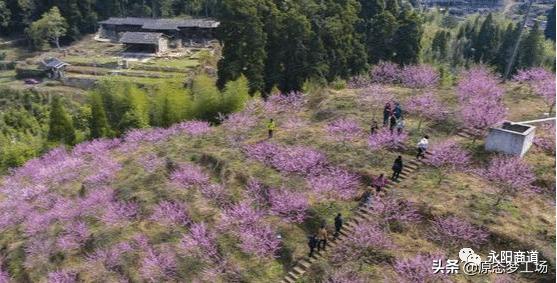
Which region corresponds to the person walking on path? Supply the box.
[334,213,343,239]
[417,135,429,159]
[391,155,403,181]
[316,224,329,252]
[360,188,373,206]
[372,173,388,193]
[389,115,397,134]
[307,235,317,257]
[395,117,405,135]
[370,119,379,135]
[267,118,276,139]
[393,102,403,119]
[383,103,392,126]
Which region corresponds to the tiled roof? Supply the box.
[119,32,165,44]
[99,17,220,30]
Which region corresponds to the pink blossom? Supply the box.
[347,75,372,89]
[149,201,190,227]
[180,222,220,262]
[400,65,440,89]
[199,183,232,207]
[56,221,91,251]
[457,66,504,102]
[326,118,363,143]
[393,253,449,283]
[137,154,164,173]
[86,242,133,270]
[171,120,212,136]
[170,163,210,188]
[513,67,553,82]
[326,266,367,283]
[221,111,258,144]
[47,270,77,283]
[370,195,422,225]
[424,140,471,170]
[268,188,309,223]
[357,84,395,108]
[480,155,535,194]
[243,142,327,175]
[219,201,264,231]
[368,128,408,151]
[458,95,506,132]
[405,92,447,123]
[370,61,401,84]
[307,166,360,200]
[140,247,177,282]
[533,123,556,154]
[100,201,139,226]
[237,223,281,258]
[244,179,270,205]
[428,216,489,247]
[264,92,305,114]
[331,222,393,263]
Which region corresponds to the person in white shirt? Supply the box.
[417,135,429,159]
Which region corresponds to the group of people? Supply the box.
[384,102,404,135]
[307,214,344,257]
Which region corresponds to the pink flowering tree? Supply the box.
[348,74,372,89]
[458,95,506,140]
[180,222,221,263]
[243,142,327,175]
[326,118,364,145]
[370,61,401,84]
[170,163,210,189]
[370,195,422,230]
[533,123,556,155]
[480,155,536,206]
[139,247,177,282]
[149,201,190,228]
[405,92,447,130]
[307,166,360,200]
[428,216,489,247]
[48,270,77,283]
[400,64,440,89]
[325,266,367,283]
[457,66,504,102]
[393,253,449,283]
[368,128,408,151]
[456,67,506,138]
[268,188,309,223]
[514,68,556,114]
[220,111,258,145]
[331,221,394,265]
[423,140,471,184]
[263,91,306,114]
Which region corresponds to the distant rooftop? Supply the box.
[119,32,165,44]
[41,57,69,69]
[99,17,220,30]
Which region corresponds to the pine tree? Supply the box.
[217,0,267,94]
[89,92,111,139]
[432,30,450,60]
[545,5,555,41]
[392,10,423,65]
[47,96,76,145]
[366,11,398,64]
[519,22,544,69]
[473,13,500,63]
[493,23,519,74]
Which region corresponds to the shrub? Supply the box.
[428,216,489,247]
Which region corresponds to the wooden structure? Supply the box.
[40,57,69,79]
[119,32,169,55]
[98,17,219,50]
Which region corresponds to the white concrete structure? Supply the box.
[485,122,536,157]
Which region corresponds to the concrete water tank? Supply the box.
[484,122,536,157]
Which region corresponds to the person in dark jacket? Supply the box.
[391,155,403,181]
[308,235,318,257]
[383,103,392,126]
[334,213,343,239]
[389,115,397,134]
[370,119,379,135]
[393,102,403,119]
[360,189,373,206]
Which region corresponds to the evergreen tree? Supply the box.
[431,30,450,60]
[119,84,149,131]
[473,13,499,63]
[0,0,10,28]
[392,10,423,65]
[366,11,398,64]
[519,22,544,69]
[89,92,111,139]
[493,23,520,74]
[217,0,267,94]
[545,5,555,41]
[47,96,76,145]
